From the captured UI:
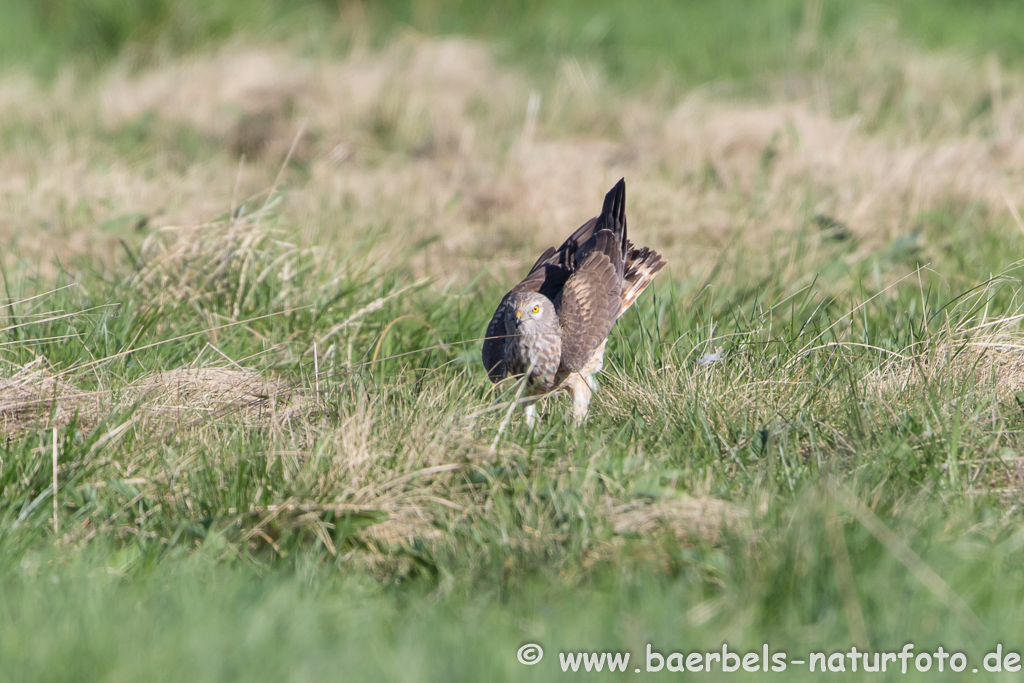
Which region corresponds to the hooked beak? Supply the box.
[514,310,523,327]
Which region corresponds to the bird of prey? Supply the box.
[481,178,666,426]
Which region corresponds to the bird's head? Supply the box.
[505,292,556,334]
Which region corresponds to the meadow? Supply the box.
[4,1,1024,680]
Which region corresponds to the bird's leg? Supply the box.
[585,342,605,393]
[523,397,540,430]
[569,375,593,426]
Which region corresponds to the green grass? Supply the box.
[5,524,1024,682]
[4,196,1024,679]
[4,1,1024,680]
[8,0,1024,83]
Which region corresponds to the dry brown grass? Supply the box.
[604,493,750,544]
[126,367,293,423]
[3,31,1024,288]
[0,361,295,437]
[864,308,1024,401]
[0,357,92,435]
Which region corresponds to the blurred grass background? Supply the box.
[4,1,1024,681]
[7,0,1024,82]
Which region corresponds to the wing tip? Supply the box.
[601,178,626,216]
[599,178,628,255]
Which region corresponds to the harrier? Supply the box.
[482,179,666,426]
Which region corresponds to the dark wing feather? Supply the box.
[555,229,624,372]
[592,178,628,260]
[545,217,599,272]
[482,294,511,382]
[527,246,557,273]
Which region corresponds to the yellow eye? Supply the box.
[531,305,540,314]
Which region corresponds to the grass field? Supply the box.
[5,1,1024,680]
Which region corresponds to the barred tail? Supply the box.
[620,245,667,314]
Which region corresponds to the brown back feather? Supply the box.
[554,229,624,372]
